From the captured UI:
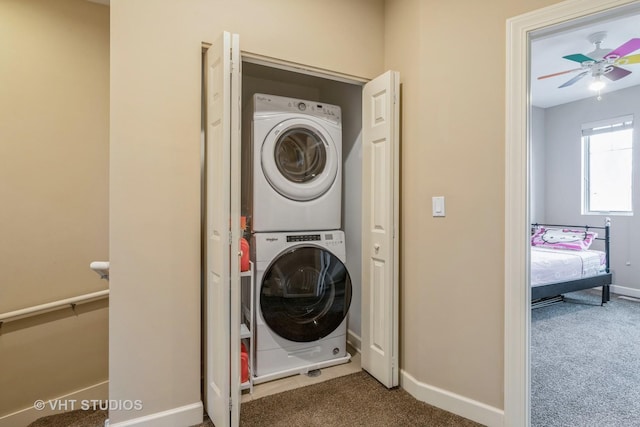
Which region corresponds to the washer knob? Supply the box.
[297,102,306,111]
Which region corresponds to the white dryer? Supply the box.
[242,94,342,232]
[251,230,351,382]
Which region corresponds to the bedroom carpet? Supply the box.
[29,371,482,427]
[532,289,640,427]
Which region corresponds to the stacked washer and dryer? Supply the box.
[242,93,352,383]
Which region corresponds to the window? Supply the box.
[581,115,634,215]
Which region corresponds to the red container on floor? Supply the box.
[240,343,249,383]
[240,238,250,272]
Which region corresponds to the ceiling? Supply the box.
[531,9,640,108]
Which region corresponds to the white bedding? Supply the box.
[531,247,606,287]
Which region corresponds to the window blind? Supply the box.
[582,115,634,137]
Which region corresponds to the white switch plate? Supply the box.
[432,196,445,217]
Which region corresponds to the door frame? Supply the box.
[505,0,640,425]
[236,55,399,386]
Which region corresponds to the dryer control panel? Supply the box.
[253,93,341,125]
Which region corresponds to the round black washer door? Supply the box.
[260,246,352,342]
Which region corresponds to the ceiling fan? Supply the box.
[538,31,640,88]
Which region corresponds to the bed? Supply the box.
[531,219,612,306]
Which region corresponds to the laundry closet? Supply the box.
[203,32,399,427]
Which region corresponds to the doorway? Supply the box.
[505,0,640,426]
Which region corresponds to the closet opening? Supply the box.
[238,57,366,397]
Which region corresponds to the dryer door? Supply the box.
[260,246,351,342]
[261,118,338,201]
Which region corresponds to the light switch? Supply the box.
[432,196,445,217]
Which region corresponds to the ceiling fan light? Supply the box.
[589,77,606,91]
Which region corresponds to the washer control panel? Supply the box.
[287,234,321,242]
[285,232,343,246]
[254,230,345,261]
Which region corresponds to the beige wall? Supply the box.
[112,0,581,422]
[0,0,109,418]
[109,0,384,424]
[384,0,562,409]
[112,0,593,423]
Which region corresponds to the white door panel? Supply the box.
[204,31,241,427]
[229,32,242,427]
[361,70,400,388]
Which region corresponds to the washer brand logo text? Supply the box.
[266,238,279,242]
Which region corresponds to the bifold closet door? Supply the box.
[361,70,400,389]
[204,30,242,427]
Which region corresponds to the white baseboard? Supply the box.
[0,380,109,427]
[347,329,361,352]
[107,401,203,427]
[401,370,504,427]
[611,285,640,299]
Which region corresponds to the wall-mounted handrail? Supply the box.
[0,290,109,325]
[90,261,110,280]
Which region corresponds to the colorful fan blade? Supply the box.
[605,38,640,60]
[563,53,595,63]
[558,71,589,88]
[603,66,632,81]
[616,53,640,65]
[537,68,582,80]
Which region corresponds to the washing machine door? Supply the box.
[260,246,351,342]
[261,118,339,201]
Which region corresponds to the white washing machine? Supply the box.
[242,93,342,232]
[251,230,352,382]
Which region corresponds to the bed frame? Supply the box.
[531,218,612,306]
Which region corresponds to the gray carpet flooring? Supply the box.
[32,290,638,427]
[29,371,481,427]
[27,409,107,427]
[236,371,481,427]
[531,289,640,427]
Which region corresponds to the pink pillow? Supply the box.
[531,227,597,251]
